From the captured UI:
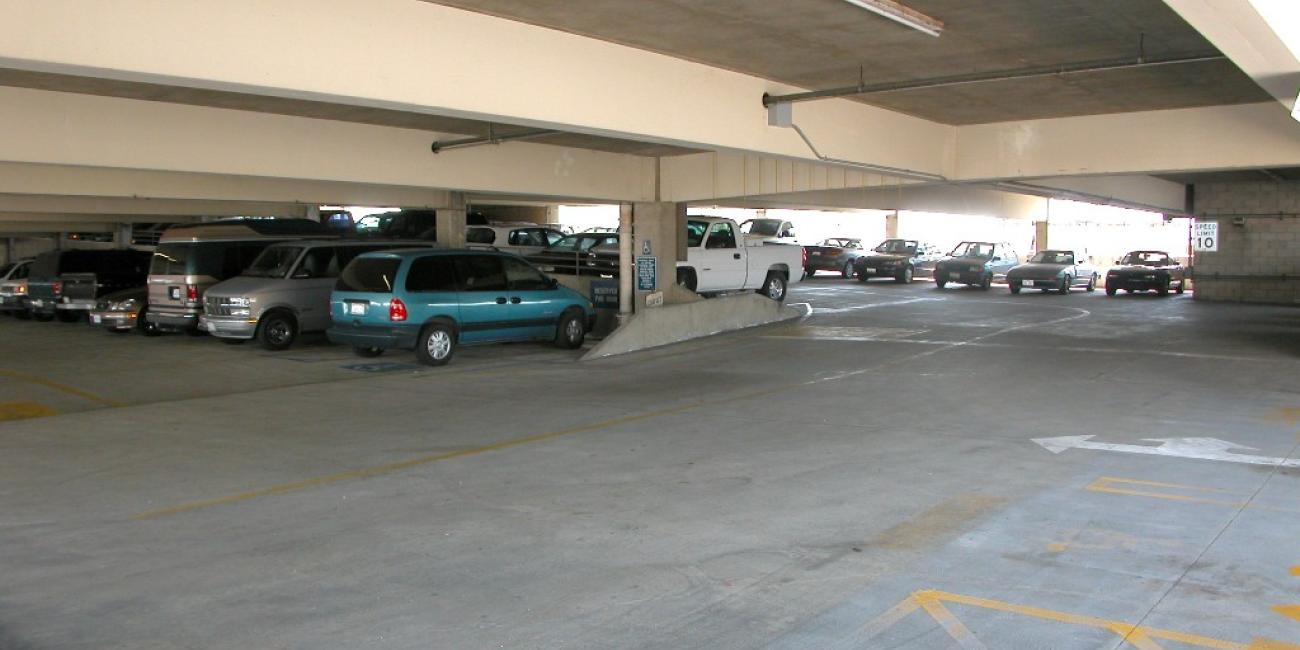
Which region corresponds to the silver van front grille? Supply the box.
[205,296,234,316]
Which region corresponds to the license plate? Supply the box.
[948,272,960,280]
[1021,279,1034,285]
[348,302,367,316]
[168,286,180,300]
[863,267,876,274]
[91,314,101,324]
[811,252,821,256]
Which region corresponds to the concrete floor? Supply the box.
[2,279,1300,649]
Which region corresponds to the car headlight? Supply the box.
[227,296,252,307]
[108,298,139,311]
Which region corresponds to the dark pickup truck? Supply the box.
[26,249,153,322]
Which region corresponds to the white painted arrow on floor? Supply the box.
[1033,435,1300,468]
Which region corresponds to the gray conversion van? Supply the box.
[146,219,333,333]
[200,239,436,350]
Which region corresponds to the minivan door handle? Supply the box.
[496,296,508,304]
[510,297,521,304]
[733,253,741,260]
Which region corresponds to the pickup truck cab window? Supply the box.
[705,222,738,249]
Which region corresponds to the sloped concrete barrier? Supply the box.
[581,293,804,360]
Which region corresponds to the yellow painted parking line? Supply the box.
[1274,605,1300,623]
[1085,476,1300,513]
[0,369,123,407]
[0,401,58,421]
[134,401,705,520]
[846,589,1298,649]
[913,592,988,649]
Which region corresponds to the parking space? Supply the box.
[3,278,1299,648]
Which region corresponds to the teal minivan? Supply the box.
[327,249,596,366]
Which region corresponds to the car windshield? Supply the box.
[686,220,709,247]
[874,239,916,254]
[742,219,782,237]
[1030,251,1074,264]
[243,246,303,278]
[949,242,995,258]
[821,238,860,248]
[1121,252,1172,266]
[547,234,616,253]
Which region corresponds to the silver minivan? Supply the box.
[201,239,436,350]
[146,219,333,333]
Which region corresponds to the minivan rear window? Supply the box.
[337,257,401,293]
[151,242,274,278]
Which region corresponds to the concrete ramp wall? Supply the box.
[581,293,803,360]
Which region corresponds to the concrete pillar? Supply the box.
[304,204,320,223]
[115,223,132,249]
[885,210,900,239]
[632,202,693,306]
[1034,220,1049,252]
[435,192,467,248]
[618,203,634,325]
[544,205,562,226]
[4,238,13,265]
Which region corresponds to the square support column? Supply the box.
[1034,220,1049,252]
[435,192,467,248]
[631,202,693,306]
[885,211,900,239]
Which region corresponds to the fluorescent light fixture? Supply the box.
[840,0,944,37]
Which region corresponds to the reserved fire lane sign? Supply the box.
[1193,221,1218,252]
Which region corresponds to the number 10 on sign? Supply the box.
[1193,222,1218,252]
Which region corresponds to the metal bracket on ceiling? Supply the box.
[431,124,561,154]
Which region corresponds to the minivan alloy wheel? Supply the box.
[427,329,452,360]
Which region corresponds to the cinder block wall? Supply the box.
[1192,181,1300,304]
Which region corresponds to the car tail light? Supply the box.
[186,285,198,302]
[389,297,407,322]
[801,248,808,265]
[52,281,62,296]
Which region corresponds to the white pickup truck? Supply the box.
[676,216,805,302]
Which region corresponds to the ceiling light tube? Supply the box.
[839,0,944,37]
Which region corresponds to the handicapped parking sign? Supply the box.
[636,256,657,291]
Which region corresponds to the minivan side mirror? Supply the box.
[549,277,559,289]
[992,256,1002,262]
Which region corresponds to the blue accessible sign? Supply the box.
[636,257,657,291]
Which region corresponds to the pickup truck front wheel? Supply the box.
[676,268,698,293]
[760,271,788,302]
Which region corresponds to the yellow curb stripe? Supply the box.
[0,369,124,407]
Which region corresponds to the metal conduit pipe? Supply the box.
[788,123,948,182]
[431,127,561,153]
[763,52,1226,107]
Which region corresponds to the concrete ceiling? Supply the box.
[0,68,702,158]
[1157,167,1300,185]
[427,0,1272,124]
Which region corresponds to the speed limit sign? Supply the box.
[1193,221,1218,252]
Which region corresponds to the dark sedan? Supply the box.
[854,238,937,284]
[526,233,619,277]
[1105,250,1186,296]
[89,286,160,335]
[804,238,865,278]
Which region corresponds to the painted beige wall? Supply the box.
[0,86,656,203]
